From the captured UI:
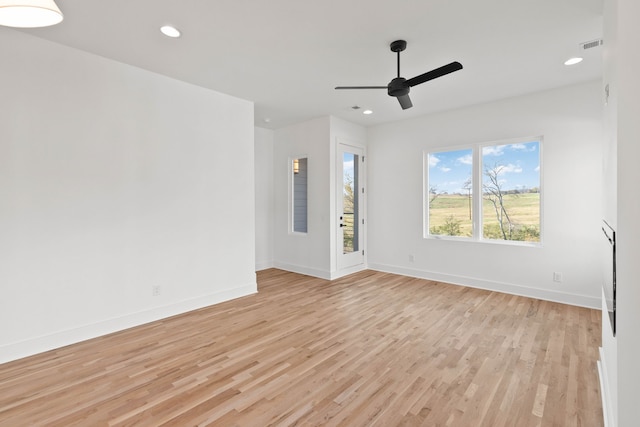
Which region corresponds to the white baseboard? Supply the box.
[272,261,333,280]
[367,263,601,309]
[0,283,257,365]
[272,261,368,281]
[598,347,615,427]
[255,260,275,271]
[328,264,367,280]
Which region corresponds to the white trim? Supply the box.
[598,347,615,427]
[329,264,368,280]
[336,142,366,271]
[424,145,475,239]
[255,260,275,271]
[424,136,543,245]
[367,262,600,309]
[479,136,544,246]
[273,262,367,281]
[288,154,309,235]
[0,282,257,364]
[273,261,332,280]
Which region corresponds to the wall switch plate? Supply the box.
[553,272,563,283]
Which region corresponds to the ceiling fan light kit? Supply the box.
[0,0,63,28]
[335,40,462,110]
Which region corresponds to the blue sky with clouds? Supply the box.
[343,153,356,185]
[428,141,540,194]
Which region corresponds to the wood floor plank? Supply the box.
[0,269,603,426]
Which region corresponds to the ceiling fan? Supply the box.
[335,40,463,110]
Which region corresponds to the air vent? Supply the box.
[580,39,603,50]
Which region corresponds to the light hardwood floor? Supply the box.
[0,269,603,426]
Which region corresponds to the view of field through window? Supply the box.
[427,140,541,242]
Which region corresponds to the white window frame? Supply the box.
[289,155,308,236]
[424,136,543,246]
[423,144,476,241]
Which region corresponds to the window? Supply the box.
[481,141,541,242]
[426,138,541,244]
[427,148,473,237]
[292,157,308,233]
[342,152,359,253]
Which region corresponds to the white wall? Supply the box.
[273,117,332,278]
[0,30,256,363]
[272,116,366,279]
[607,0,640,425]
[367,81,603,308]
[600,0,618,423]
[255,127,275,270]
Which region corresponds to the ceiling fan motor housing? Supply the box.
[390,39,407,53]
[388,77,409,97]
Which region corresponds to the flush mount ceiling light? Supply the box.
[0,0,63,28]
[564,57,583,66]
[363,109,373,115]
[160,25,181,38]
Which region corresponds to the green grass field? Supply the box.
[429,193,540,241]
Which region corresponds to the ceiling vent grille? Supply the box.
[580,39,603,50]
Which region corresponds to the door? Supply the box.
[337,144,365,270]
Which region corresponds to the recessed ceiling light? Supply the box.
[263,118,271,123]
[160,25,181,38]
[363,110,373,115]
[564,57,583,66]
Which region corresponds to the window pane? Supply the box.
[343,152,359,253]
[427,149,473,237]
[481,141,540,242]
[293,158,307,233]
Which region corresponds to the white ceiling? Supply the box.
[19,0,603,129]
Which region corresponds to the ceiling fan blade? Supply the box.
[397,94,413,110]
[335,86,387,90]
[406,61,463,87]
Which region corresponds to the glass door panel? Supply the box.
[342,152,359,253]
[338,144,364,270]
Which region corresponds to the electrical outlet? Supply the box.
[409,254,415,263]
[152,285,161,296]
[553,272,563,283]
